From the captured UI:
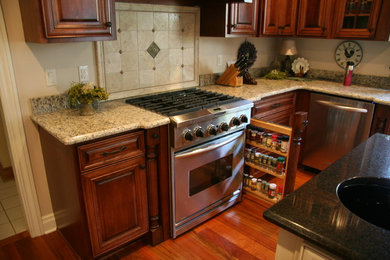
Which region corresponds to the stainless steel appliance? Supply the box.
[126,89,253,238]
[302,93,374,171]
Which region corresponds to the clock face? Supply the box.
[335,41,363,68]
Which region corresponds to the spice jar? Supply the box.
[276,135,283,151]
[280,135,289,153]
[256,128,264,143]
[268,183,277,199]
[257,178,262,191]
[251,178,257,191]
[276,157,286,175]
[266,134,272,147]
[250,129,257,141]
[271,134,278,150]
[277,185,283,200]
[261,180,267,193]
[243,173,249,187]
[255,152,261,166]
[261,133,268,146]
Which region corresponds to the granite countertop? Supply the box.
[201,79,390,105]
[32,101,170,145]
[263,133,390,260]
[32,79,390,145]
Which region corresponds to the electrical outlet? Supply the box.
[217,55,223,66]
[79,65,89,82]
[45,69,57,86]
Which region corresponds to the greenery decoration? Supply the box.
[67,82,109,106]
[263,70,287,80]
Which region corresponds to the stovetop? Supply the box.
[125,88,242,116]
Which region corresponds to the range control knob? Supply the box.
[207,125,218,135]
[231,117,241,126]
[194,127,204,138]
[219,122,229,132]
[240,114,249,123]
[183,130,193,141]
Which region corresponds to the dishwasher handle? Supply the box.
[316,100,368,113]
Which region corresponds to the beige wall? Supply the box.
[1,0,98,217]
[0,101,11,168]
[294,38,390,76]
[199,37,278,74]
[1,0,389,222]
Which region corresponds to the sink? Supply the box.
[337,177,390,231]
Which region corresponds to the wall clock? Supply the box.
[334,41,363,68]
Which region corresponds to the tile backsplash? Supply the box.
[96,3,200,99]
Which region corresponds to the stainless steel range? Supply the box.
[126,88,253,238]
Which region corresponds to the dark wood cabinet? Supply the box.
[19,0,116,43]
[38,126,169,259]
[252,92,296,126]
[370,104,390,135]
[332,0,383,39]
[261,0,298,36]
[200,0,259,37]
[296,0,334,37]
[81,157,149,256]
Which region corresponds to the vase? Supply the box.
[79,103,95,116]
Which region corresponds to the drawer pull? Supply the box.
[102,146,127,156]
[140,165,146,170]
[271,103,281,108]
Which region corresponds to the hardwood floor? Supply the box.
[0,168,315,260]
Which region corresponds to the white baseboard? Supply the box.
[41,213,57,234]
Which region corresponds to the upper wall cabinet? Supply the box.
[19,0,116,43]
[296,0,334,37]
[332,0,383,39]
[200,0,259,37]
[262,0,298,36]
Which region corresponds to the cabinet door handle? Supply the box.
[231,24,237,29]
[102,146,127,156]
[140,165,146,170]
[322,27,327,32]
[106,21,112,27]
[271,103,281,108]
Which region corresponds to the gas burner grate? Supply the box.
[125,89,242,116]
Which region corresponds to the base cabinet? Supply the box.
[39,126,169,259]
[276,229,340,260]
[371,104,390,135]
[81,157,149,256]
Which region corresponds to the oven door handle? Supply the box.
[175,132,241,159]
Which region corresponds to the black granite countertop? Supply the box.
[263,133,390,260]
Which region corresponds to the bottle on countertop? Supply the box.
[343,61,354,86]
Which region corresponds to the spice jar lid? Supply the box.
[269,183,277,189]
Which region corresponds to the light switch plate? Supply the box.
[45,69,57,86]
[79,65,89,82]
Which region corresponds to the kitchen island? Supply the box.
[263,133,390,260]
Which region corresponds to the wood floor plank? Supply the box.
[0,168,316,260]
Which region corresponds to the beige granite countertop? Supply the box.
[32,79,390,145]
[201,79,390,105]
[32,101,170,145]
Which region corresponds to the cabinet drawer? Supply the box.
[78,131,145,172]
[253,108,295,126]
[252,92,296,118]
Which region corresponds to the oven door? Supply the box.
[172,130,244,236]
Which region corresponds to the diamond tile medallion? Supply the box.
[147,42,160,58]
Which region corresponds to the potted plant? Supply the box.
[67,82,109,116]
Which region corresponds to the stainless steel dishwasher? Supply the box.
[302,93,374,171]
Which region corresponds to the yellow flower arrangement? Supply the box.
[67,82,109,106]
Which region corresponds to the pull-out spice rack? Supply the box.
[243,118,293,204]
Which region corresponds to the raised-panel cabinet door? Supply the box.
[297,0,334,37]
[262,0,298,36]
[229,0,259,35]
[41,0,114,39]
[333,0,382,39]
[81,156,148,257]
